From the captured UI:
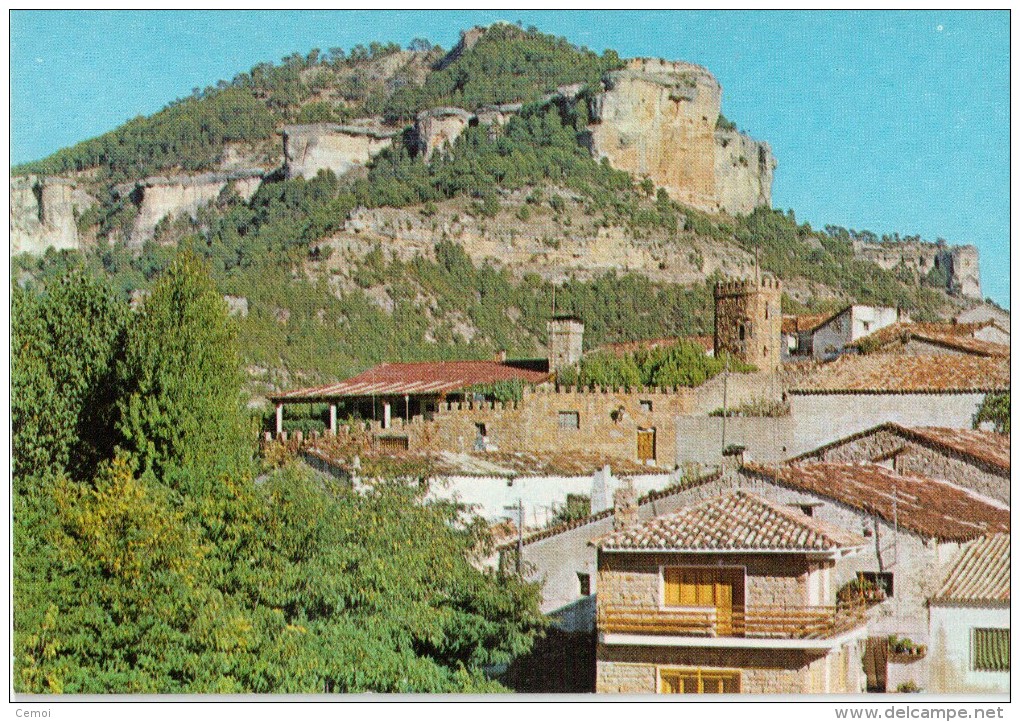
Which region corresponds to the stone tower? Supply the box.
[547,316,584,372]
[714,274,782,370]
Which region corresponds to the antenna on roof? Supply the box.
[754,246,761,283]
[552,284,557,318]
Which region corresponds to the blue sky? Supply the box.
[10,10,1010,307]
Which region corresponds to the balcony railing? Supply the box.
[598,603,868,641]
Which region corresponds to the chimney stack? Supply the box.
[495,349,508,363]
[613,478,638,531]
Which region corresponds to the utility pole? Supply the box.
[721,353,729,456]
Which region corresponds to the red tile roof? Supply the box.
[790,423,1010,474]
[788,354,1009,394]
[269,360,551,401]
[741,462,1010,542]
[933,534,1010,604]
[852,322,1010,357]
[782,313,834,336]
[594,490,865,552]
[905,427,1010,473]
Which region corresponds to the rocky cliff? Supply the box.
[10,175,94,256]
[853,239,982,300]
[589,58,774,215]
[114,170,264,246]
[283,123,399,180]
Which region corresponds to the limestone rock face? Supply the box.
[714,129,776,215]
[10,175,94,256]
[853,239,982,300]
[589,58,773,215]
[115,170,264,246]
[415,108,473,161]
[283,123,398,180]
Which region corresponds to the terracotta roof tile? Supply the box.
[906,427,1010,473]
[852,322,1010,357]
[742,462,1009,542]
[789,354,1009,394]
[269,360,551,401]
[782,313,834,335]
[789,423,1010,474]
[594,490,865,552]
[933,534,1010,604]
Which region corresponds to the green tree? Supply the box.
[974,393,1010,434]
[11,270,126,485]
[116,251,254,489]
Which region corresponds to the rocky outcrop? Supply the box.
[10,175,94,256]
[283,123,399,180]
[588,58,774,215]
[414,108,473,161]
[114,170,264,246]
[853,239,982,300]
[714,130,776,215]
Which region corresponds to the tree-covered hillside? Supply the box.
[12,22,960,394]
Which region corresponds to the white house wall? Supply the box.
[928,604,1010,693]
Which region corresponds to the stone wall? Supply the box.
[797,427,1009,505]
[283,123,398,179]
[10,175,94,256]
[788,393,986,456]
[853,239,982,300]
[596,644,829,694]
[675,415,795,466]
[597,550,811,613]
[390,385,694,468]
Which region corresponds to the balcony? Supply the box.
[598,603,868,644]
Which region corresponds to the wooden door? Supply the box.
[637,428,656,463]
[663,567,743,636]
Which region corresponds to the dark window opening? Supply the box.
[578,572,591,597]
[558,411,580,429]
[640,400,653,413]
[858,571,894,597]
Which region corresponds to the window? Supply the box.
[577,572,591,597]
[862,321,871,332]
[738,324,746,341]
[640,400,653,413]
[660,668,740,694]
[858,571,893,597]
[558,411,580,429]
[972,628,1009,672]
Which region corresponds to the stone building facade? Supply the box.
[791,424,1010,505]
[714,275,782,370]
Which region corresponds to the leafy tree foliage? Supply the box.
[15,88,275,181]
[12,269,126,484]
[13,255,545,693]
[973,393,1009,434]
[557,343,755,389]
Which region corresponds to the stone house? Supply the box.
[781,312,831,359]
[789,423,1010,505]
[592,491,870,694]
[928,534,1010,694]
[786,354,1009,454]
[955,305,1010,331]
[737,461,1009,665]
